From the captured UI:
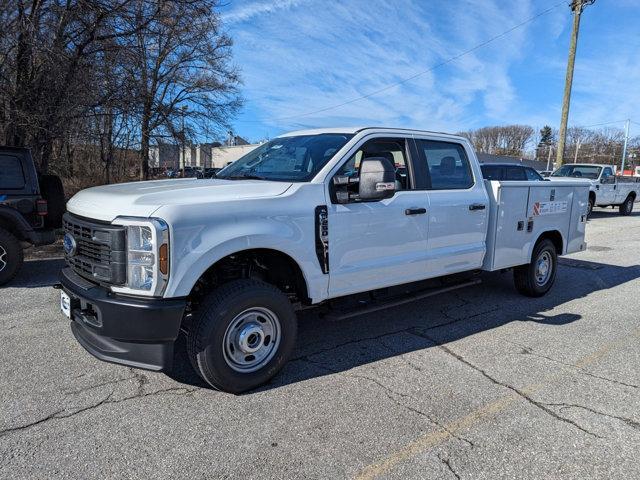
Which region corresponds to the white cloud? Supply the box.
[223,0,612,137]
[221,0,311,25]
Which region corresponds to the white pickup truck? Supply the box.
[550,163,639,216]
[58,127,589,393]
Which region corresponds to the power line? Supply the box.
[580,119,629,128]
[236,1,566,124]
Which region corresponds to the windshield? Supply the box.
[216,133,353,182]
[551,165,602,179]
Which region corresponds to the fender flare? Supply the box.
[527,229,565,261]
[167,235,323,300]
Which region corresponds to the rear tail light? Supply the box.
[36,199,48,216]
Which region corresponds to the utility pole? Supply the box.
[573,138,581,163]
[621,118,630,174]
[180,105,188,177]
[556,0,596,166]
[546,145,553,171]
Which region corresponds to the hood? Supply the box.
[67,178,293,222]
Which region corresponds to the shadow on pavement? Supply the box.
[14,257,639,393]
[5,258,65,289]
[589,209,640,219]
[171,258,639,392]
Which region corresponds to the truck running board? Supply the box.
[322,278,482,321]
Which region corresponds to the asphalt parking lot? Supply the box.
[1,209,639,479]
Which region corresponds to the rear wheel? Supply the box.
[187,279,297,393]
[619,195,634,216]
[513,239,557,297]
[0,228,23,286]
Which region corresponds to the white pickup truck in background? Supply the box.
[550,163,640,216]
[58,127,589,393]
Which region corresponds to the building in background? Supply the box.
[149,143,180,170]
[150,135,258,171]
[210,143,259,168]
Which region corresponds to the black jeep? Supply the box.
[0,147,65,284]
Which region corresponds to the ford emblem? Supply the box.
[63,233,77,256]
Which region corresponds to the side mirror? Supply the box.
[358,156,396,201]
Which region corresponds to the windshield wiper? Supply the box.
[219,174,267,180]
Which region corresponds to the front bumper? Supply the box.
[59,267,186,371]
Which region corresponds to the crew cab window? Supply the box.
[336,138,411,190]
[480,165,502,180]
[417,140,473,189]
[0,154,25,189]
[525,168,543,181]
[505,166,526,181]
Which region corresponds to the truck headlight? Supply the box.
[111,217,169,297]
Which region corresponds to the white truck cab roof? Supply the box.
[278,126,468,142]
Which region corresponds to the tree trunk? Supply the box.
[140,104,151,180]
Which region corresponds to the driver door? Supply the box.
[599,167,616,204]
[327,136,430,298]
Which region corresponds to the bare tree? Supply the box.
[0,0,241,184]
[458,125,534,156]
[121,0,242,179]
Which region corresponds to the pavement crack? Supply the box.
[129,368,149,395]
[438,453,461,480]
[298,357,474,447]
[0,387,200,438]
[64,375,137,395]
[503,339,638,390]
[408,329,602,439]
[542,402,640,431]
[0,409,65,436]
[294,305,495,364]
[0,392,113,437]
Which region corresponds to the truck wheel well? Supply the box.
[589,191,596,202]
[188,249,310,307]
[628,192,636,201]
[537,231,563,255]
[0,216,22,240]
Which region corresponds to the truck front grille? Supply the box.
[63,213,126,285]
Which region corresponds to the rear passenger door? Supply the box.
[413,138,489,277]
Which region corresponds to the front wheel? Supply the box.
[187,279,297,393]
[513,239,557,297]
[619,195,634,216]
[0,228,23,286]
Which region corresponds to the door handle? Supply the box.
[405,208,427,215]
[469,203,486,211]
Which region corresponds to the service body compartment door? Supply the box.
[482,181,530,271]
[483,181,588,271]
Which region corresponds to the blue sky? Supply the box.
[220,0,640,142]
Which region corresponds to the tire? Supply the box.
[38,174,65,228]
[586,196,594,217]
[187,279,297,393]
[619,195,634,216]
[0,228,24,286]
[513,239,557,297]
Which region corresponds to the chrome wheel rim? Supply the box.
[587,201,593,216]
[626,199,633,213]
[0,245,6,272]
[535,251,553,286]
[222,307,281,373]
